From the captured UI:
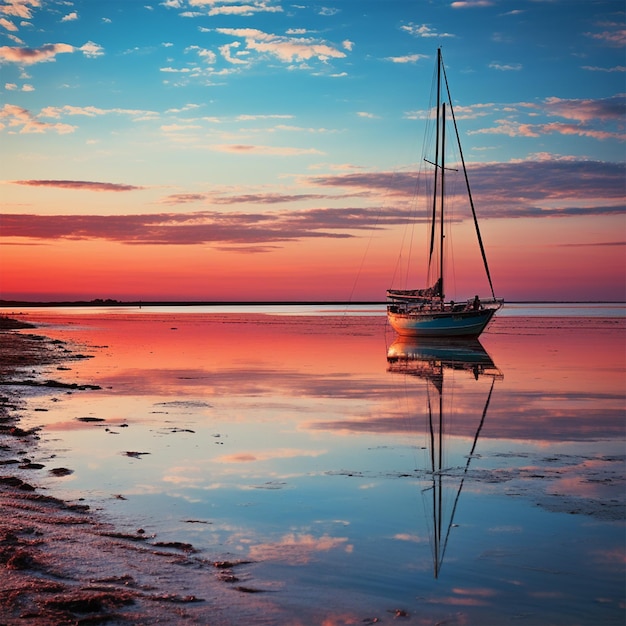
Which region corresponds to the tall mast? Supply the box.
[440,102,446,302]
[428,48,442,281]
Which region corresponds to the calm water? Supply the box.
[3,305,625,625]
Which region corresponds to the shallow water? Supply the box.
[3,305,625,625]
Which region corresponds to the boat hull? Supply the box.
[387,306,498,338]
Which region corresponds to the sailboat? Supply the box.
[387,49,503,337]
[387,337,502,578]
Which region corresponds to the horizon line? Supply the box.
[1,299,625,308]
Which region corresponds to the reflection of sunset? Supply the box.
[5,307,624,625]
[451,587,498,598]
[394,533,424,543]
[543,459,624,499]
[14,311,626,447]
[433,596,490,607]
[590,549,626,567]
[249,533,351,565]
[162,466,205,487]
[214,448,326,464]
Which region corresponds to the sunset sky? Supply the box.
[1,0,624,302]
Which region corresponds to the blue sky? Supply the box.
[1,0,624,302]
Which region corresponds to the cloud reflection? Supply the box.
[248,533,351,565]
[214,448,326,463]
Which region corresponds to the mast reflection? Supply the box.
[387,338,502,578]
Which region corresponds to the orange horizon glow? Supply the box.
[2,212,625,303]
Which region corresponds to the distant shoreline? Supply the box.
[4,300,385,308]
[1,299,624,308]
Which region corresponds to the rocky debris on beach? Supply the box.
[0,474,265,625]
[0,316,36,330]
[0,317,267,625]
[0,324,94,380]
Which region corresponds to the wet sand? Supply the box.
[0,319,270,626]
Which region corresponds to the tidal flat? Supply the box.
[0,304,624,625]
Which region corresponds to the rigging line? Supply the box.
[440,52,497,300]
[346,165,401,308]
[439,377,495,568]
[394,120,435,288]
[402,171,422,288]
[388,170,418,290]
[445,175,458,301]
[389,161,430,290]
[393,60,439,290]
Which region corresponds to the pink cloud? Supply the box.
[160,191,343,206]
[308,160,626,210]
[0,104,75,134]
[11,179,144,192]
[2,161,623,247]
[0,43,73,64]
[585,23,626,47]
[475,119,625,141]
[471,94,625,140]
[0,17,18,31]
[210,143,323,156]
[0,0,40,20]
[214,448,324,463]
[542,95,625,122]
[0,210,359,245]
[451,0,493,7]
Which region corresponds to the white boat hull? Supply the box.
[387,306,498,338]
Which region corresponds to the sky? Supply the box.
[0,0,624,303]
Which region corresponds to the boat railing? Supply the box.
[388,297,503,315]
[468,297,504,309]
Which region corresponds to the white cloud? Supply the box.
[401,23,454,38]
[489,61,522,71]
[80,41,104,58]
[40,105,159,121]
[216,27,347,64]
[186,44,217,63]
[386,54,428,64]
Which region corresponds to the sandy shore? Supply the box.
[0,318,274,626]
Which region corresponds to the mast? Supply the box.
[436,368,443,577]
[427,377,443,579]
[428,48,442,282]
[440,102,446,303]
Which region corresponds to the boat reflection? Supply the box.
[387,338,502,578]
